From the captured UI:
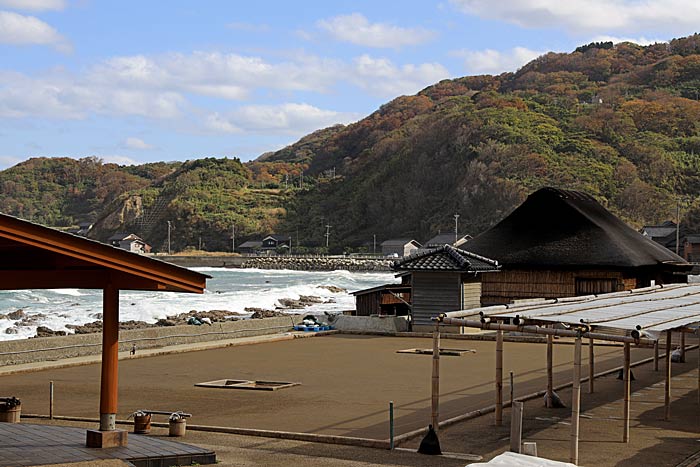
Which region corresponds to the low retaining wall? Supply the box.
[329,315,409,333]
[0,316,301,367]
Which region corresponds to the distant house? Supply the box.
[423,233,472,250]
[392,245,500,330]
[466,187,691,306]
[238,240,262,255]
[261,235,291,252]
[381,239,421,257]
[683,235,700,262]
[350,284,412,317]
[108,233,150,254]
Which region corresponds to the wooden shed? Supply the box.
[466,187,692,306]
[393,245,499,331]
[350,284,411,316]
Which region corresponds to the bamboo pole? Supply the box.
[496,329,503,426]
[439,318,656,346]
[588,337,594,394]
[623,342,631,443]
[665,330,672,421]
[697,337,699,405]
[680,331,686,363]
[546,334,553,408]
[570,336,582,465]
[431,326,440,433]
[654,340,659,372]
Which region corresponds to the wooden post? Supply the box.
[654,340,659,372]
[680,331,686,363]
[570,336,582,465]
[623,342,631,443]
[431,326,440,433]
[588,337,594,394]
[665,330,672,421]
[697,336,699,405]
[99,283,119,431]
[49,381,54,420]
[546,334,553,408]
[496,329,503,426]
[510,401,523,453]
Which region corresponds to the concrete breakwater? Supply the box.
[240,256,394,271]
[152,254,394,271]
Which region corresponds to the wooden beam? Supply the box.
[99,283,119,431]
[588,337,595,394]
[431,326,440,433]
[0,270,108,290]
[570,336,582,465]
[623,342,631,443]
[665,330,672,421]
[546,334,553,408]
[495,329,503,426]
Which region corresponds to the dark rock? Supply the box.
[35,326,67,338]
[318,285,346,293]
[156,319,177,327]
[7,309,25,320]
[250,309,287,319]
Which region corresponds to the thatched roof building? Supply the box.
[465,187,691,305]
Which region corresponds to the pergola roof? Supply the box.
[445,283,700,340]
[0,213,208,293]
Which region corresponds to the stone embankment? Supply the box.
[241,256,393,271]
[0,316,301,367]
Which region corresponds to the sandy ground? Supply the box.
[0,334,698,466]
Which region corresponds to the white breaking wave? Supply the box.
[0,268,396,341]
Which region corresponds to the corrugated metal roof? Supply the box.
[466,284,700,338]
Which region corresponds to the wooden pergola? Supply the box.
[0,213,208,447]
[433,284,700,465]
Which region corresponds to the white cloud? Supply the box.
[97,155,139,166]
[0,0,65,11]
[449,0,700,34]
[317,13,435,48]
[123,137,154,150]
[349,54,450,96]
[590,35,662,46]
[0,10,70,51]
[451,47,544,74]
[205,103,358,135]
[0,50,447,121]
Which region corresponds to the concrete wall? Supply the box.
[329,315,408,333]
[0,316,301,367]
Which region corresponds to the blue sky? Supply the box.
[1,1,698,169]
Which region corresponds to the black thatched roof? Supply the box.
[393,244,499,272]
[465,187,690,269]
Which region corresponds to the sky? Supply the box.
[1,0,699,169]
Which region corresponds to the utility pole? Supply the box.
[325,224,331,248]
[453,213,460,245]
[167,220,172,254]
[676,200,681,255]
[300,170,304,189]
[373,234,376,254]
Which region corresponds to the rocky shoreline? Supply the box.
[2,285,347,339]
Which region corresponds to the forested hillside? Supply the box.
[3,35,700,252]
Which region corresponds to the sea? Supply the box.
[0,268,398,341]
